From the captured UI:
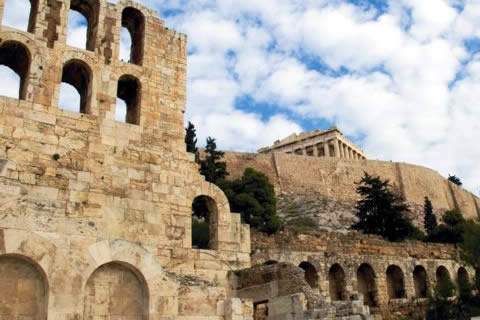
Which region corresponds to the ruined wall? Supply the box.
[250,230,473,319]
[0,1,251,319]
[224,152,480,229]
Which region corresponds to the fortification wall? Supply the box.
[224,152,480,223]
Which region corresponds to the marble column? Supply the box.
[348,148,353,159]
[323,142,330,157]
[333,139,340,158]
[313,145,318,157]
[339,142,344,158]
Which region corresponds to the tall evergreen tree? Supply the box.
[423,196,437,237]
[352,172,416,242]
[185,122,199,159]
[200,137,228,183]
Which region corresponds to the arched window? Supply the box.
[120,7,145,65]
[117,75,141,124]
[413,265,428,298]
[386,265,406,299]
[457,267,471,298]
[60,59,92,113]
[329,263,347,301]
[84,262,148,320]
[436,266,454,297]
[67,0,100,51]
[0,41,31,100]
[299,261,319,289]
[0,254,48,319]
[192,195,218,250]
[357,263,377,307]
[2,0,39,32]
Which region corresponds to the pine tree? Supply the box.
[423,196,437,237]
[199,137,228,183]
[448,174,463,186]
[352,172,416,242]
[185,121,198,156]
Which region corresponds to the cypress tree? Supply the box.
[199,137,228,183]
[423,196,437,237]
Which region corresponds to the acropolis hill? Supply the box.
[0,1,478,320]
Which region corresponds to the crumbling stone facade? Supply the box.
[258,127,367,160]
[0,1,477,320]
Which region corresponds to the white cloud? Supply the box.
[58,83,81,113]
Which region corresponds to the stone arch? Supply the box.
[68,0,100,51]
[84,261,148,320]
[299,261,319,289]
[121,7,145,65]
[457,267,471,296]
[192,195,218,250]
[0,40,31,100]
[117,74,141,125]
[61,59,92,113]
[413,265,428,298]
[436,266,454,297]
[0,254,49,319]
[2,0,39,33]
[328,263,347,301]
[357,263,377,307]
[386,265,406,299]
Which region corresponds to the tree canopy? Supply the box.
[448,174,463,186]
[351,172,417,242]
[218,168,282,234]
[428,209,466,244]
[199,137,228,184]
[424,196,438,238]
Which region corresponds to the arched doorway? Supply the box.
[413,265,428,298]
[436,266,454,297]
[84,262,148,320]
[299,261,319,289]
[386,265,406,299]
[0,254,48,319]
[329,263,347,301]
[357,263,377,307]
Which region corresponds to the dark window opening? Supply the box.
[121,7,145,65]
[299,261,319,289]
[67,0,100,51]
[436,266,454,297]
[329,264,347,301]
[357,263,378,307]
[0,41,31,100]
[192,195,217,250]
[413,266,428,298]
[117,75,141,125]
[386,265,406,299]
[253,300,269,320]
[60,59,92,113]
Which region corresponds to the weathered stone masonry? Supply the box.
[0,0,252,319]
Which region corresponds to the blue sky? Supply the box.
[2,0,480,195]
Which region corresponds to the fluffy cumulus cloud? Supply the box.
[1,0,480,194]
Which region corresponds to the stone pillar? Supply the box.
[303,147,308,156]
[0,0,4,27]
[333,139,340,158]
[323,142,330,157]
[339,142,344,158]
[313,145,318,157]
[348,148,353,159]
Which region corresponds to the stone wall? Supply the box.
[250,230,473,319]
[0,1,252,319]
[223,152,480,226]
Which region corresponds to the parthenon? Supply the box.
[258,127,367,160]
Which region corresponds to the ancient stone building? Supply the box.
[258,127,367,160]
[0,0,478,319]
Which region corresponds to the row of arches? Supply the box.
[0,254,149,319]
[0,40,141,124]
[2,0,145,65]
[280,261,471,307]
